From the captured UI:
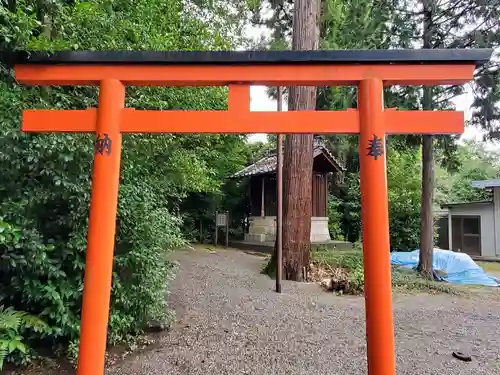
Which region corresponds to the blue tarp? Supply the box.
[390,248,500,287]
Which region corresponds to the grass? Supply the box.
[312,245,463,295]
[477,261,500,275]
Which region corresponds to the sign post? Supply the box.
[215,211,229,247]
[225,211,229,247]
[13,48,491,375]
[276,86,284,294]
[214,212,218,246]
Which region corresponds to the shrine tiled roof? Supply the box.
[230,137,345,179]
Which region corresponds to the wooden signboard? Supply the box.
[214,211,229,247]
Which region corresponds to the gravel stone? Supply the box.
[107,248,500,375]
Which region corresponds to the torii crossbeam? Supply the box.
[13,49,492,375]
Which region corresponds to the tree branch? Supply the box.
[433,1,476,24]
[432,3,477,27]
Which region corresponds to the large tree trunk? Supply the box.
[282,0,320,281]
[418,0,434,277]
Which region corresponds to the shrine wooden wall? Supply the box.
[249,173,328,217]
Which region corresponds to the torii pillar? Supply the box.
[14,48,492,375]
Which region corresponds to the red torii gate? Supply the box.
[14,49,492,375]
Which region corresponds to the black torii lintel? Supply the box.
[6,48,494,67]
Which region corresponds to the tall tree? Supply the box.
[254,0,499,255]
[413,0,500,274]
[281,0,320,281]
[418,0,435,276]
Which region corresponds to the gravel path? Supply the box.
[108,247,500,375]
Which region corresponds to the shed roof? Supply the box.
[440,200,492,208]
[230,137,344,179]
[471,179,500,189]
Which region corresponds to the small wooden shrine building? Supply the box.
[231,136,344,244]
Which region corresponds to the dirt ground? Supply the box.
[104,246,500,375]
[10,247,500,375]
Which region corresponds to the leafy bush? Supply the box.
[312,246,461,295]
[337,172,362,243]
[328,195,345,241]
[0,305,52,370]
[435,140,500,206]
[313,246,365,294]
[108,190,184,344]
[0,0,250,367]
[1,107,249,366]
[386,149,422,251]
[348,268,365,293]
[335,149,422,250]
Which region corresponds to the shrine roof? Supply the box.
[230,137,344,179]
[7,49,493,67]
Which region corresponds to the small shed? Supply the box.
[230,136,344,244]
[437,179,500,259]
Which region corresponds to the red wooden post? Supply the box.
[358,78,396,375]
[76,79,124,375]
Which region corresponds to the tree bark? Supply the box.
[418,0,434,277]
[7,0,16,12]
[282,0,320,281]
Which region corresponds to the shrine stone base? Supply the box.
[244,216,331,244]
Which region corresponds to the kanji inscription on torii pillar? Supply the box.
[95,133,113,155]
[367,134,384,160]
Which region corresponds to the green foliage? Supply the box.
[388,0,500,140]
[109,197,183,344]
[327,194,344,240]
[313,247,365,294]
[312,246,461,295]
[436,140,500,205]
[0,304,51,369]
[0,0,254,368]
[315,248,364,271]
[179,137,263,242]
[387,149,422,250]
[328,140,500,251]
[335,172,362,243]
[390,267,459,295]
[330,148,422,250]
[348,267,365,293]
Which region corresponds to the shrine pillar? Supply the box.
[77,79,124,375]
[358,78,396,375]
